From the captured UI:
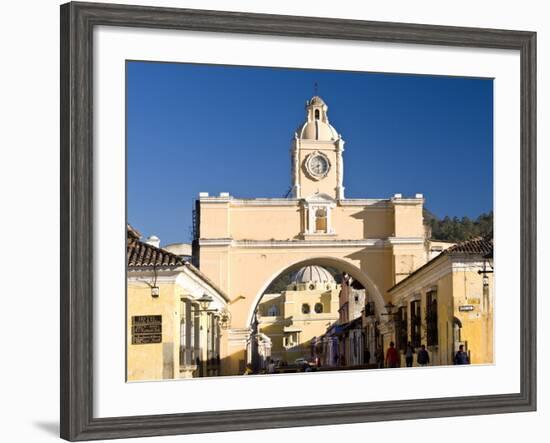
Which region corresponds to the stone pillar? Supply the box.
[335,138,345,200]
[185,300,193,366]
[365,316,377,364]
[193,303,201,372]
[290,136,300,198]
[225,328,252,376]
[199,310,209,377]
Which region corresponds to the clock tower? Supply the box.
[290,96,345,200]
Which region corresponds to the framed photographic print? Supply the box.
[60,1,536,441]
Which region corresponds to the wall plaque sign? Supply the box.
[459,305,475,312]
[132,315,162,344]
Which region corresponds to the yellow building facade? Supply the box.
[387,238,494,366]
[126,225,230,381]
[193,96,428,375]
[127,95,494,379]
[256,265,340,365]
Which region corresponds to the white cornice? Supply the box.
[198,237,426,249]
[338,199,391,207]
[231,239,386,248]
[391,197,424,205]
[387,237,425,245]
[231,199,300,207]
[198,196,423,207]
[198,197,420,208]
[198,238,232,246]
[198,197,231,203]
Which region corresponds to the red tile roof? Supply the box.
[126,225,230,302]
[127,224,184,268]
[388,237,493,293]
[445,237,493,256]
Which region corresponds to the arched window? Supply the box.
[315,109,320,120]
[302,303,311,314]
[314,303,323,314]
[315,208,327,233]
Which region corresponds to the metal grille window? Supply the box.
[426,291,439,346]
[410,300,421,348]
[396,306,408,351]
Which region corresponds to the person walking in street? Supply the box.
[385,341,399,368]
[267,359,276,374]
[454,344,470,365]
[375,347,384,368]
[405,341,414,367]
[417,344,430,366]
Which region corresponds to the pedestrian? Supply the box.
[417,344,430,366]
[339,354,346,367]
[454,344,470,365]
[365,348,371,365]
[405,341,414,367]
[385,341,399,368]
[267,359,276,374]
[375,347,384,368]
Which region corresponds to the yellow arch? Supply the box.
[245,256,386,326]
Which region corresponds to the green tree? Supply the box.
[425,210,493,242]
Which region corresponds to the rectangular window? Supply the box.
[396,306,408,351]
[426,290,439,346]
[315,208,328,233]
[410,299,421,348]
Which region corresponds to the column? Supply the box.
[199,310,209,377]
[290,137,300,198]
[335,138,345,200]
[185,300,193,365]
[193,303,201,370]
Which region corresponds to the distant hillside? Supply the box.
[424,209,493,242]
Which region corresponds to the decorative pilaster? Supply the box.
[290,135,301,198]
[335,138,345,200]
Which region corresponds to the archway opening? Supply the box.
[247,257,385,374]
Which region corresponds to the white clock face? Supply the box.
[306,153,330,179]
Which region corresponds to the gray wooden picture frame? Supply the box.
[60,1,537,441]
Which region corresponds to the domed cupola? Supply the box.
[297,96,339,141]
[288,265,338,291]
[290,95,345,200]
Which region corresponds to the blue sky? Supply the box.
[127,61,493,245]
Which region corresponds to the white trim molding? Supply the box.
[220,239,387,248]
[387,237,425,245]
[198,238,233,246]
